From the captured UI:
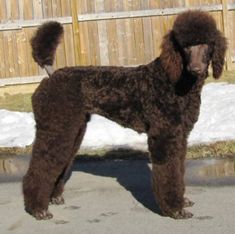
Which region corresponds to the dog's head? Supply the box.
[160,10,227,83]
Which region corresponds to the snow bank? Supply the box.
[0,83,235,149]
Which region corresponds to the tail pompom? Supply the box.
[31,21,63,67]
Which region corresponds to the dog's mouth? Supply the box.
[187,65,208,78]
[188,69,203,77]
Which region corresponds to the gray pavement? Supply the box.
[0,159,235,234]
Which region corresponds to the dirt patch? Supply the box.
[0,83,38,97]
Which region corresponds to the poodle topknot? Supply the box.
[173,10,219,47]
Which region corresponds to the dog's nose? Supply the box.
[188,65,202,75]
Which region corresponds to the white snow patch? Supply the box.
[0,83,235,149]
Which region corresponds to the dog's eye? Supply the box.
[184,47,191,53]
[208,46,213,56]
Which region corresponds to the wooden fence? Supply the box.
[0,0,234,86]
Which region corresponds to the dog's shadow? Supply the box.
[72,149,161,214]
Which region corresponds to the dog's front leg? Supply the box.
[148,133,193,219]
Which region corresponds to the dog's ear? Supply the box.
[211,31,227,79]
[160,31,182,83]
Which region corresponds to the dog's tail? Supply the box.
[31,21,63,76]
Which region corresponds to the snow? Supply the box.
[188,83,235,145]
[0,83,235,150]
[0,111,35,147]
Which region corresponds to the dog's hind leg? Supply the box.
[23,116,86,220]
[50,123,87,205]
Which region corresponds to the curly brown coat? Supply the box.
[23,10,227,220]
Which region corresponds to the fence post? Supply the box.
[71,0,82,65]
[221,0,232,70]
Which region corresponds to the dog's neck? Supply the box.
[148,58,206,97]
[175,69,207,96]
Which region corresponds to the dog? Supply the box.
[23,10,227,220]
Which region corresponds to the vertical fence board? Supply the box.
[151,16,164,58]
[18,0,24,20]
[132,0,144,64]
[126,19,136,65]
[79,22,91,65]
[106,20,119,65]
[3,32,10,78]
[228,11,235,60]
[12,31,20,76]
[88,21,100,65]
[95,0,110,65]
[55,35,66,68]
[0,32,5,78]
[64,24,76,66]
[3,31,18,77]
[5,0,11,21]
[23,28,39,76]
[16,31,29,76]
[133,18,145,64]
[71,0,82,65]
[143,17,154,63]
[10,0,19,20]
[77,0,83,14]
[52,0,62,17]
[61,0,71,16]
[116,19,128,65]
[79,1,91,65]
[221,0,232,69]
[96,20,109,65]
[23,0,34,20]
[0,0,7,22]
[42,0,53,18]
[123,0,137,65]
[33,0,43,19]
[86,0,100,65]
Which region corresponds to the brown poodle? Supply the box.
[23,10,227,220]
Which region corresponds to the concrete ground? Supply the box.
[0,159,235,234]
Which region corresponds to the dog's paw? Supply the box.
[34,210,53,220]
[171,209,193,219]
[50,195,65,205]
[184,197,195,208]
[25,207,53,220]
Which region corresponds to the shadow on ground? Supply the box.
[73,149,162,215]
